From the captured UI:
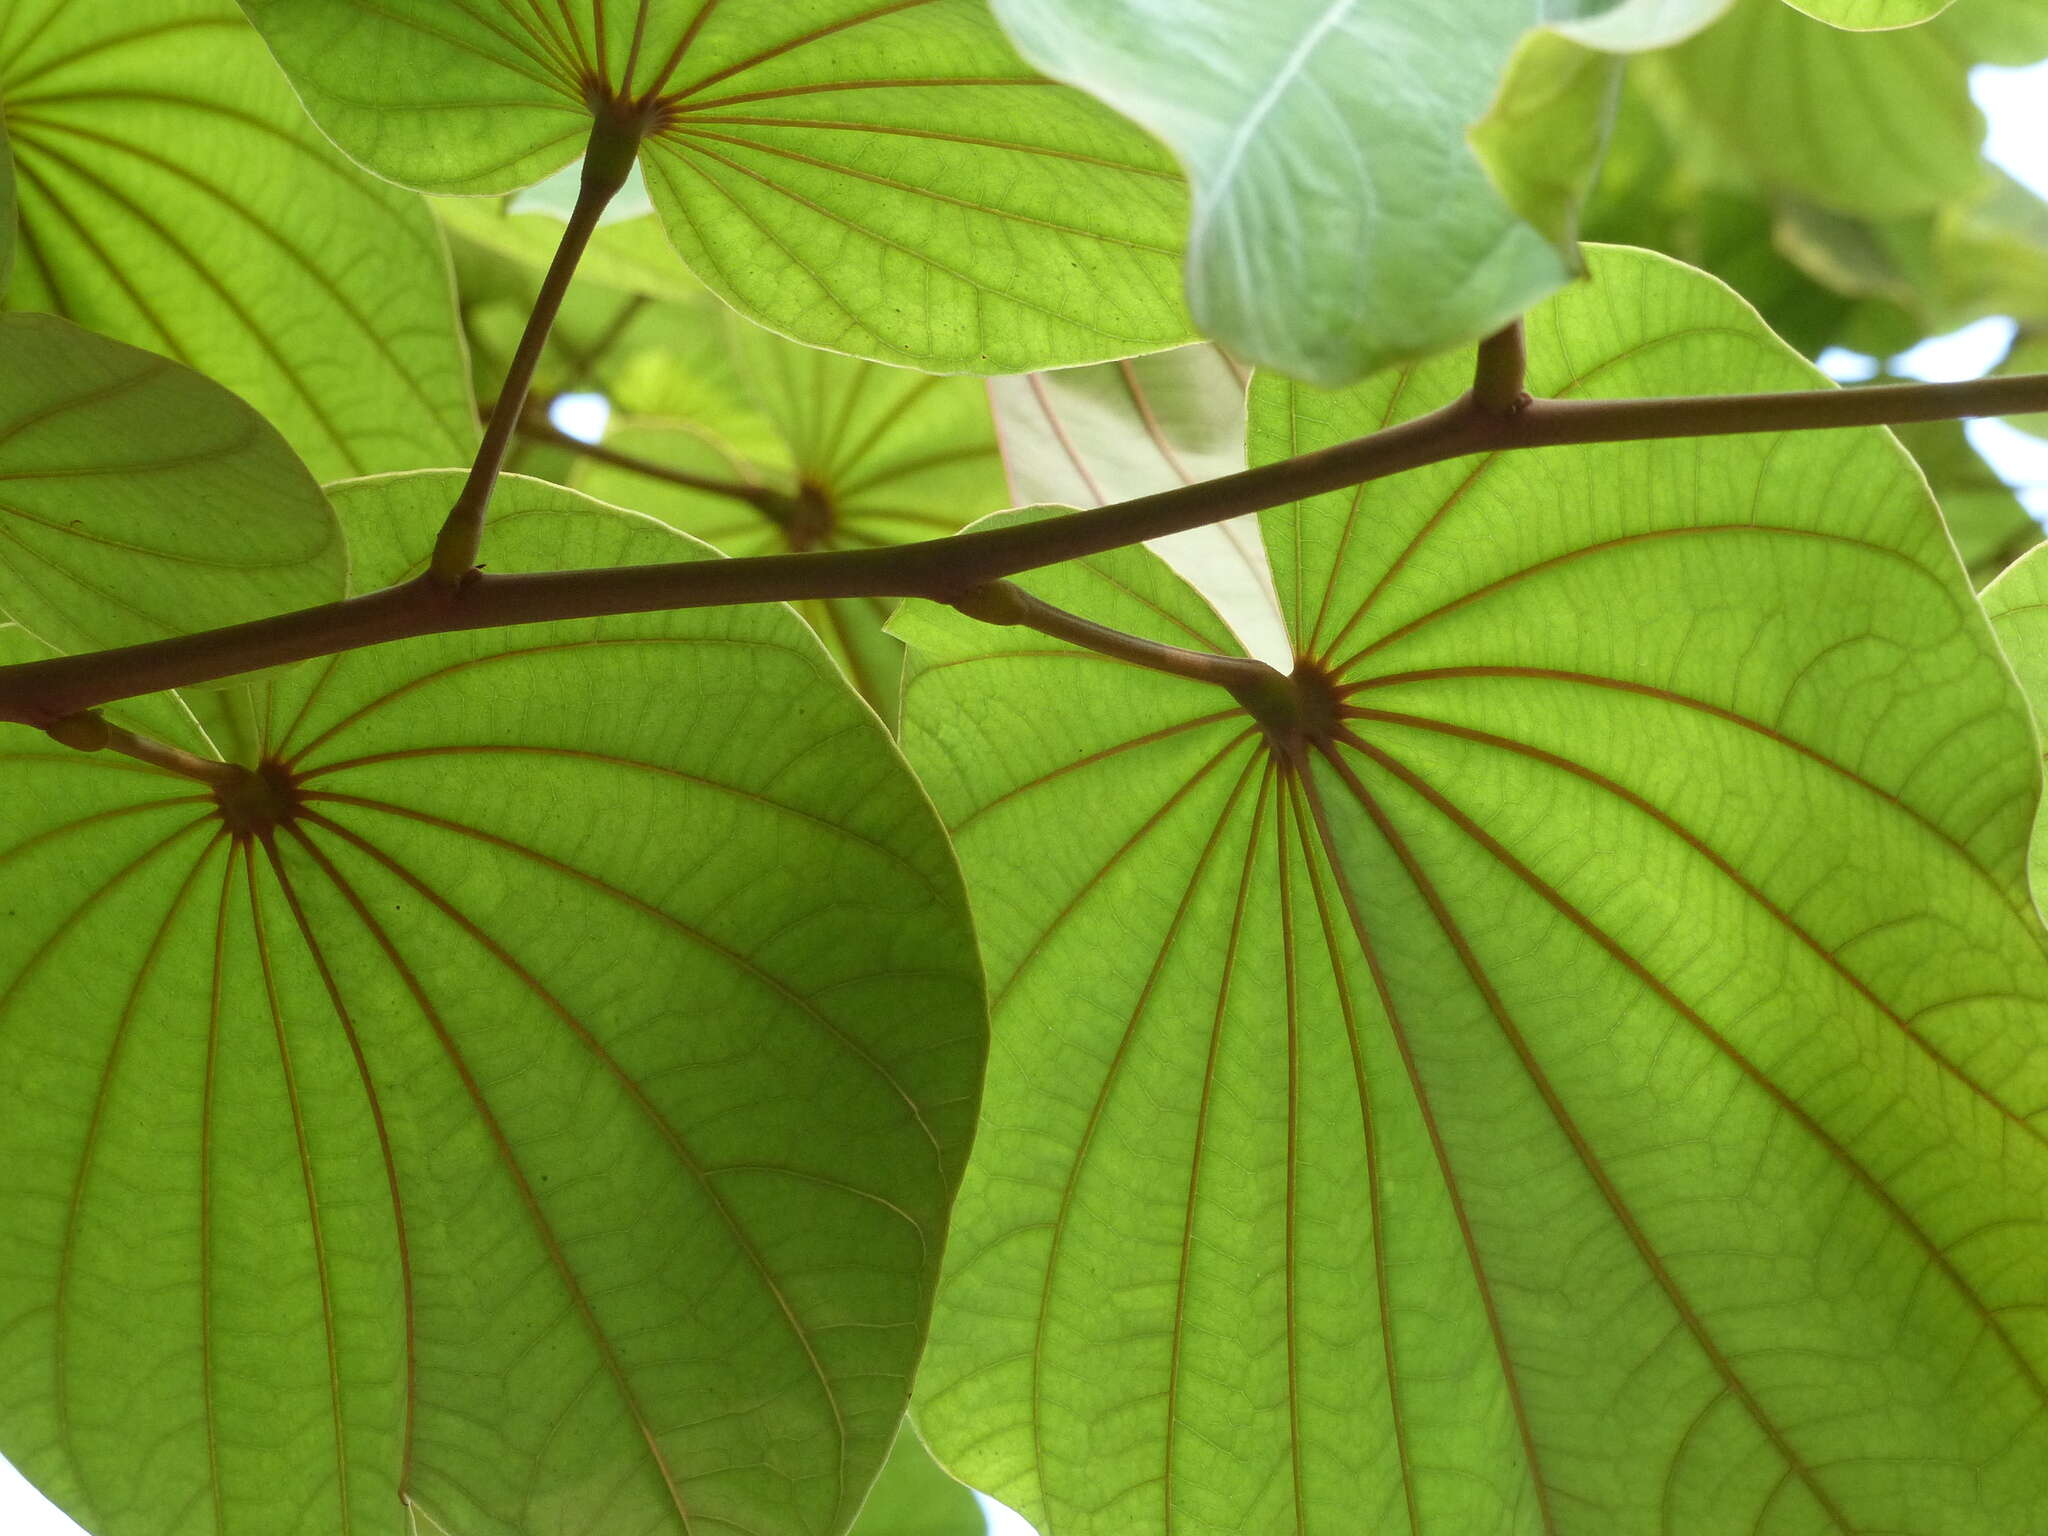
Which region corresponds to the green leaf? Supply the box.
[988,0,1726,385]
[571,309,1010,714]
[237,0,1193,373]
[1780,0,1952,28]
[985,344,1290,670]
[1999,329,2048,439]
[0,0,475,480]
[0,473,986,1536]
[0,313,342,656]
[849,1424,985,1536]
[1651,0,1986,218]
[1890,416,2040,584]
[0,114,15,300]
[1468,1,1732,256]
[899,246,2048,1534]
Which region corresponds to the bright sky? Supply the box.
[6,50,2047,1536]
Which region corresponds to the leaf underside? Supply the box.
[0,312,342,656]
[235,0,1194,372]
[0,476,987,1536]
[0,0,475,480]
[899,246,2048,1535]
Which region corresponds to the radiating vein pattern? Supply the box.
[236,0,1194,369]
[0,478,986,1536]
[898,248,2048,1536]
[0,0,474,479]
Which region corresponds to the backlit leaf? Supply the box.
[899,246,2048,1534]
[572,308,1010,713]
[0,0,474,479]
[986,345,1290,669]
[237,0,1194,372]
[0,313,342,656]
[1890,416,2040,584]
[0,474,986,1536]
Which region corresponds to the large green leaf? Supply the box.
[0,475,986,1536]
[236,0,1192,373]
[985,344,1290,669]
[986,0,1726,385]
[1651,0,1986,218]
[0,313,342,656]
[0,0,474,479]
[572,308,1009,713]
[898,246,2048,1534]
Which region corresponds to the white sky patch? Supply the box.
[976,1491,1040,1536]
[1817,346,1881,382]
[1976,61,2048,200]
[549,391,612,444]
[0,1457,84,1535]
[1889,315,2018,383]
[1970,418,2048,520]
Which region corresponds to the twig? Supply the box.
[428,108,647,586]
[8,369,2048,727]
[953,580,1281,691]
[515,411,794,522]
[45,711,243,786]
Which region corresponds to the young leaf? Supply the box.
[0,314,343,656]
[0,0,475,479]
[0,474,987,1536]
[898,246,2048,1534]
[572,308,1011,714]
[986,345,1291,670]
[235,0,1193,372]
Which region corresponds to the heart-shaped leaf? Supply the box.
[571,306,1010,712]
[0,313,343,656]
[986,344,1291,669]
[898,246,2048,1534]
[0,474,986,1536]
[235,0,1193,373]
[0,0,474,479]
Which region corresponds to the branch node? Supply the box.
[46,710,112,753]
[952,581,1032,626]
[1473,320,1531,418]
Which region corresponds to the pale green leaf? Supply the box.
[572,308,1010,713]
[0,0,475,479]
[0,313,342,656]
[900,246,2048,1534]
[0,473,986,1536]
[1652,0,1986,218]
[237,0,1193,372]
[1780,0,1952,28]
[985,345,1291,670]
[849,1424,985,1536]
[1469,1,1733,258]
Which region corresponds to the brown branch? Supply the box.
[7,370,2048,728]
[1473,322,1530,416]
[429,108,647,586]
